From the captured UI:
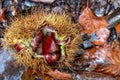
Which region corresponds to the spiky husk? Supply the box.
[3,12,81,72]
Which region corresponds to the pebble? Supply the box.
[30,0,56,4]
[52,6,63,13]
[24,0,38,7]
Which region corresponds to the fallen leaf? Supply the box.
[72,72,115,80]
[0,8,6,22]
[79,41,120,77]
[78,7,120,77]
[35,71,46,80]
[46,70,72,80]
[95,42,120,76]
[96,64,120,77]
[98,43,120,76]
[92,27,110,45]
[78,7,108,34]
[116,23,120,36]
[78,7,110,46]
[21,69,35,80]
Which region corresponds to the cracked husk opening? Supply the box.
[3,12,82,72]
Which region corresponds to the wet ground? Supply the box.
[0,0,120,80]
[0,48,24,80]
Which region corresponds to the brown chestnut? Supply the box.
[44,52,60,64]
[42,36,59,53]
[15,44,25,52]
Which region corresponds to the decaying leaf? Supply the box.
[0,8,6,22]
[92,27,110,45]
[35,71,53,80]
[96,64,120,77]
[78,7,110,46]
[80,41,120,77]
[116,24,120,32]
[116,23,120,35]
[21,69,36,80]
[78,7,108,34]
[94,41,120,77]
[72,72,116,80]
[46,70,72,80]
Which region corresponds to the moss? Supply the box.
[3,12,82,72]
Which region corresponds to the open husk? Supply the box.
[3,12,81,72]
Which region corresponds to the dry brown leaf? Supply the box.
[0,8,6,22]
[78,7,120,77]
[81,41,120,77]
[96,64,120,77]
[72,72,115,80]
[36,71,53,80]
[116,23,120,37]
[78,7,108,34]
[94,42,120,77]
[46,70,72,80]
[21,69,35,80]
[78,7,110,46]
[92,27,110,45]
[116,24,120,33]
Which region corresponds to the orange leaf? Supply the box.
[81,41,120,77]
[96,64,120,77]
[91,42,120,76]
[116,23,120,34]
[0,8,6,22]
[92,27,110,45]
[78,7,108,34]
[21,69,35,80]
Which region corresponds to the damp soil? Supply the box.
[0,0,120,80]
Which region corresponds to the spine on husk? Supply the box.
[2,11,82,72]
